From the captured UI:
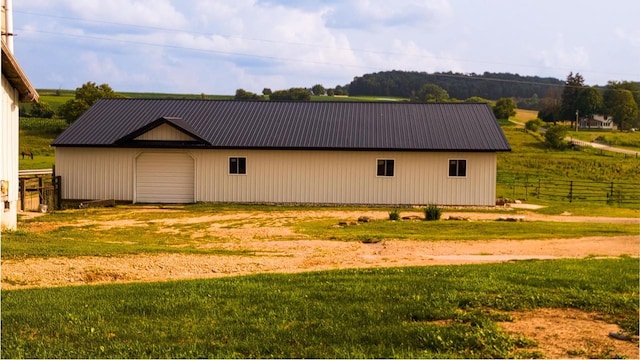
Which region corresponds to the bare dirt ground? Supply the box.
[3,209,639,358]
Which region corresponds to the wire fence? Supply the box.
[497,173,640,206]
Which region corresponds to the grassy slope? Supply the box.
[1,258,637,359]
[498,114,640,212]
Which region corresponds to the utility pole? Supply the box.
[575,110,579,132]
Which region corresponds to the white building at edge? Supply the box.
[1,0,39,230]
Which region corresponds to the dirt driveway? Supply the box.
[3,209,638,290]
[2,209,639,358]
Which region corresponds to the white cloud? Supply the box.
[63,0,188,28]
[11,0,639,94]
[615,27,640,48]
[323,0,451,29]
[535,34,590,75]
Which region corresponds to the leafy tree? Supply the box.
[334,85,348,96]
[26,101,55,118]
[326,88,335,96]
[60,82,121,124]
[575,87,603,117]
[607,81,640,107]
[262,88,272,96]
[416,83,449,102]
[464,96,491,103]
[560,72,585,125]
[492,97,517,120]
[516,94,540,110]
[538,88,562,124]
[524,118,543,132]
[270,88,311,101]
[234,89,263,100]
[544,125,569,149]
[603,88,639,130]
[311,84,326,96]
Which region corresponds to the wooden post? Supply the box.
[19,178,25,211]
[568,181,573,203]
[38,177,44,204]
[54,176,62,210]
[609,182,614,199]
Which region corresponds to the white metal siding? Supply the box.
[135,152,194,203]
[134,124,195,141]
[193,150,497,206]
[55,148,497,206]
[55,148,135,201]
[1,74,19,229]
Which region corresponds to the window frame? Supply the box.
[376,158,395,177]
[229,156,247,175]
[448,159,467,178]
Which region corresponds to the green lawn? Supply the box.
[2,258,637,359]
[296,218,638,243]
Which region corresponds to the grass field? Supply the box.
[4,204,638,260]
[513,109,538,122]
[496,120,640,208]
[18,118,66,170]
[2,258,637,359]
[29,89,402,110]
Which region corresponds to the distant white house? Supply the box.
[580,114,617,130]
[1,0,39,230]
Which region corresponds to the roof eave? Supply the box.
[51,143,511,152]
[1,41,39,102]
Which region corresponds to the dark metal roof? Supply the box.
[52,99,511,152]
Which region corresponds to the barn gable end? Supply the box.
[114,116,210,148]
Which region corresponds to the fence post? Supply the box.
[610,182,614,199]
[19,178,25,211]
[38,177,44,204]
[54,176,62,210]
[568,181,573,203]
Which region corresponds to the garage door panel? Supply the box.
[136,152,194,203]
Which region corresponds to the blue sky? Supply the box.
[12,0,640,95]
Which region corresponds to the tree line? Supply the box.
[345,70,565,106]
[538,72,640,131]
[23,70,640,131]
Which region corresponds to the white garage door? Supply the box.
[136,152,194,203]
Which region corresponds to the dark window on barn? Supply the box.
[377,159,395,177]
[229,157,247,174]
[448,159,467,177]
